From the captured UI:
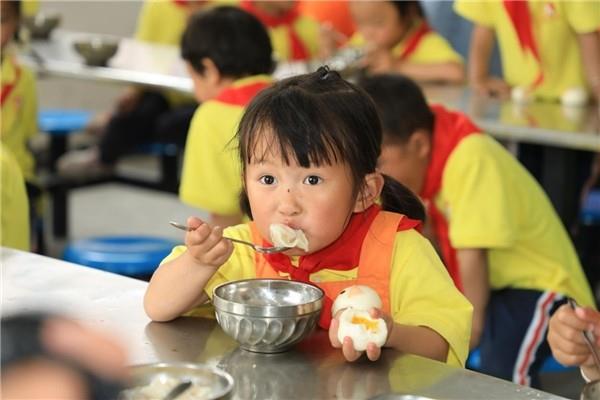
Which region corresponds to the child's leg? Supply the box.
[153,103,198,148]
[98,91,169,165]
[478,289,566,388]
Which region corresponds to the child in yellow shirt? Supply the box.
[347,0,464,83]
[361,74,594,387]
[145,67,472,366]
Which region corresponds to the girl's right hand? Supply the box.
[548,303,600,380]
[472,77,510,99]
[184,216,233,269]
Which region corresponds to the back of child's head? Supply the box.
[180,6,274,78]
[390,1,425,23]
[237,66,425,221]
[359,74,434,144]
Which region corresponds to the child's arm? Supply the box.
[143,217,233,322]
[548,303,600,381]
[456,248,490,349]
[468,25,510,98]
[577,31,600,101]
[329,308,449,362]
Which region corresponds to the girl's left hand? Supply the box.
[329,307,393,362]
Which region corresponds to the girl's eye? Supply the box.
[259,175,276,185]
[303,175,322,185]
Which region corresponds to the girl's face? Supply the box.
[245,133,359,256]
[350,1,407,51]
[1,1,19,51]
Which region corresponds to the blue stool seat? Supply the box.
[581,189,600,226]
[63,236,178,278]
[467,347,575,374]
[38,109,93,135]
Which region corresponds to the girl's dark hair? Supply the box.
[5,0,21,42]
[390,1,425,22]
[359,74,434,144]
[181,6,274,78]
[238,67,425,221]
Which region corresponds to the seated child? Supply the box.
[346,0,464,82]
[178,6,274,228]
[360,74,594,387]
[454,0,600,101]
[240,0,320,62]
[57,0,203,179]
[548,302,600,382]
[0,143,30,251]
[1,0,40,251]
[144,67,473,366]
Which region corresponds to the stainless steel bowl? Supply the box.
[213,279,324,353]
[73,37,119,67]
[23,13,61,40]
[122,362,234,400]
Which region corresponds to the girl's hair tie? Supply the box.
[317,65,340,81]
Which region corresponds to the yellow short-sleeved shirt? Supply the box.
[0,144,30,251]
[350,29,463,65]
[22,0,39,17]
[163,223,473,367]
[179,75,272,215]
[269,15,321,62]
[454,0,600,99]
[438,134,594,307]
[1,53,37,183]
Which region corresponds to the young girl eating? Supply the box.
[144,67,472,366]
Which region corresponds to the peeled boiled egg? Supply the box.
[269,223,309,251]
[561,87,588,107]
[337,308,388,351]
[511,86,532,104]
[331,285,382,316]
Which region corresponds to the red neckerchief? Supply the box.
[397,21,432,61]
[503,0,544,87]
[240,0,309,61]
[171,0,203,7]
[214,80,271,106]
[1,57,21,107]
[419,105,481,291]
[262,205,420,282]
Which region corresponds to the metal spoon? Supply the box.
[169,221,291,254]
[163,380,192,400]
[567,297,600,370]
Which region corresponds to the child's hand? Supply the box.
[362,48,395,74]
[184,216,233,269]
[472,77,510,99]
[318,23,348,60]
[115,87,143,113]
[329,307,393,362]
[548,303,600,377]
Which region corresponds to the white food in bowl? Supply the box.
[332,285,382,316]
[270,223,309,251]
[561,87,588,107]
[126,376,211,400]
[337,308,388,351]
[510,86,532,104]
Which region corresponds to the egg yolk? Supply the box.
[351,316,379,332]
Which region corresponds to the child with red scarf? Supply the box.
[346,1,464,83]
[455,0,600,101]
[240,1,320,62]
[361,74,594,387]
[145,68,473,367]
[178,6,274,228]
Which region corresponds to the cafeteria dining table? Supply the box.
[2,247,569,400]
[21,29,600,232]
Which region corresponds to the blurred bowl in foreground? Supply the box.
[23,13,61,40]
[213,279,324,353]
[121,362,234,400]
[73,37,119,67]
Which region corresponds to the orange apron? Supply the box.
[250,211,414,329]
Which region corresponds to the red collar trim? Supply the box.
[397,21,432,61]
[214,80,271,107]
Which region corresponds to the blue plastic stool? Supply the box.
[581,189,600,226]
[466,347,575,374]
[63,236,178,279]
[39,109,93,238]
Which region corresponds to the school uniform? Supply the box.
[421,105,594,386]
[163,205,473,367]
[179,75,272,216]
[454,0,600,99]
[350,21,463,65]
[240,1,320,61]
[0,144,30,251]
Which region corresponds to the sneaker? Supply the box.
[56,147,113,181]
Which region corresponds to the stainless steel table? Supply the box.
[2,247,567,399]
